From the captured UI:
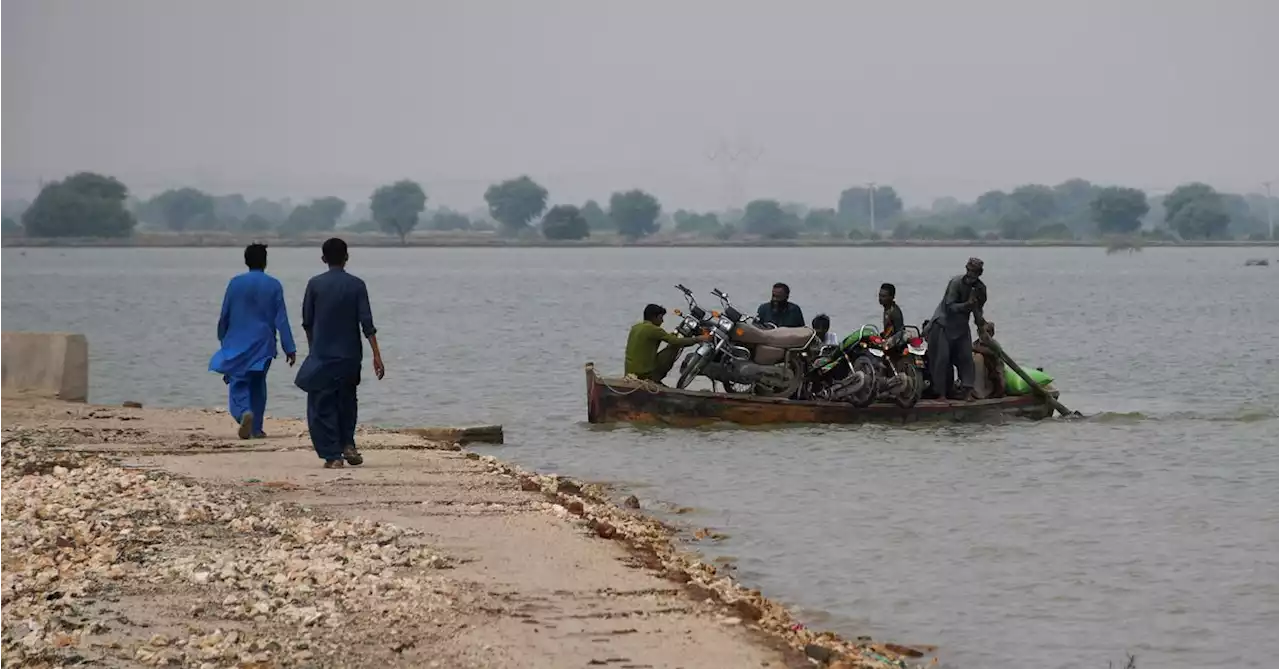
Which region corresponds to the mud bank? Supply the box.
[0,399,928,668]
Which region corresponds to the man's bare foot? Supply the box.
[323,459,345,469]
[237,412,254,440]
[343,445,364,466]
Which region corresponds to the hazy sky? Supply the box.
[4,0,1277,209]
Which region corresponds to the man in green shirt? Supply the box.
[624,304,707,383]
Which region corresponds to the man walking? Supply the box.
[295,238,385,468]
[926,257,988,400]
[209,243,296,439]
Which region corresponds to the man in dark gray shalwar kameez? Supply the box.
[294,238,386,468]
[926,257,988,401]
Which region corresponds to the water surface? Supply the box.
[4,246,1276,668]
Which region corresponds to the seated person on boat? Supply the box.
[811,314,839,347]
[757,282,805,327]
[624,304,708,383]
[971,321,1006,399]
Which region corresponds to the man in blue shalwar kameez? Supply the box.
[209,244,297,439]
[294,238,385,469]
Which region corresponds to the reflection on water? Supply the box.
[3,246,1276,668]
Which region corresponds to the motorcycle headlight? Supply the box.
[717,316,733,330]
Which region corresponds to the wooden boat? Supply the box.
[584,362,1056,426]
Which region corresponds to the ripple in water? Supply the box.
[3,245,1276,668]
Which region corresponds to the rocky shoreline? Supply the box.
[1,399,929,668]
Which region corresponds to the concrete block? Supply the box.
[1,332,89,402]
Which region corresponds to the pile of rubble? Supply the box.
[1,431,457,667]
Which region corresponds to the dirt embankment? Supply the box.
[0,399,928,668]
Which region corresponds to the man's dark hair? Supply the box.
[812,313,830,329]
[880,283,896,297]
[772,282,790,295]
[322,238,349,266]
[244,243,268,270]
[643,304,666,321]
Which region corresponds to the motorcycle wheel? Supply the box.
[753,357,806,399]
[844,356,878,408]
[676,352,707,390]
[891,360,922,409]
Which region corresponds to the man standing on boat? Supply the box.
[879,283,905,338]
[926,257,988,400]
[209,243,296,440]
[756,282,805,327]
[295,238,385,468]
[625,304,707,384]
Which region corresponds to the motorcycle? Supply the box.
[800,333,878,407]
[846,324,928,408]
[671,284,712,338]
[676,287,815,398]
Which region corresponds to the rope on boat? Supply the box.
[599,375,664,396]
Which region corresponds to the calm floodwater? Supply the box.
[3,246,1277,668]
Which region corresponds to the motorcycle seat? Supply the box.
[739,324,815,348]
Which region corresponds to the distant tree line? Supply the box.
[4,172,1276,243]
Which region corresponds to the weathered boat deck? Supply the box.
[585,362,1055,426]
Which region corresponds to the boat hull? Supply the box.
[585,362,1054,426]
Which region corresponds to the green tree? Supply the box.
[742,199,800,239]
[836,187,866,227]
[673,210,721,235]
[802,207,838,235]
[609,189,661,240]
[1221,193,1269,238]
[1053,179,1097,211]
[212,194,249,226]
[974,190,1009,217]
[371,180,427,243]
[2,216,21,236]
[873,186,904,221]
[241,214,273,233]
[890,221,917,240]
[1090,187,1149,235]
[484,176,548,235]
[22,172,137,238]
[541,204,589,240]
[997,204,1036,240]
[149,187,216,231]
[837,185,903,229]
[283,196,347,234]
[952,225,979,240]
[1009,184,1057,221]
[931,196,961,213]
[1032,222,1075,240]
[1164,183,1230,239]
[429,209,471,231]
[1163,183,1216,225]
[581,199,610,231]
[1171,198,1231,239]
[247,198,291,226]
